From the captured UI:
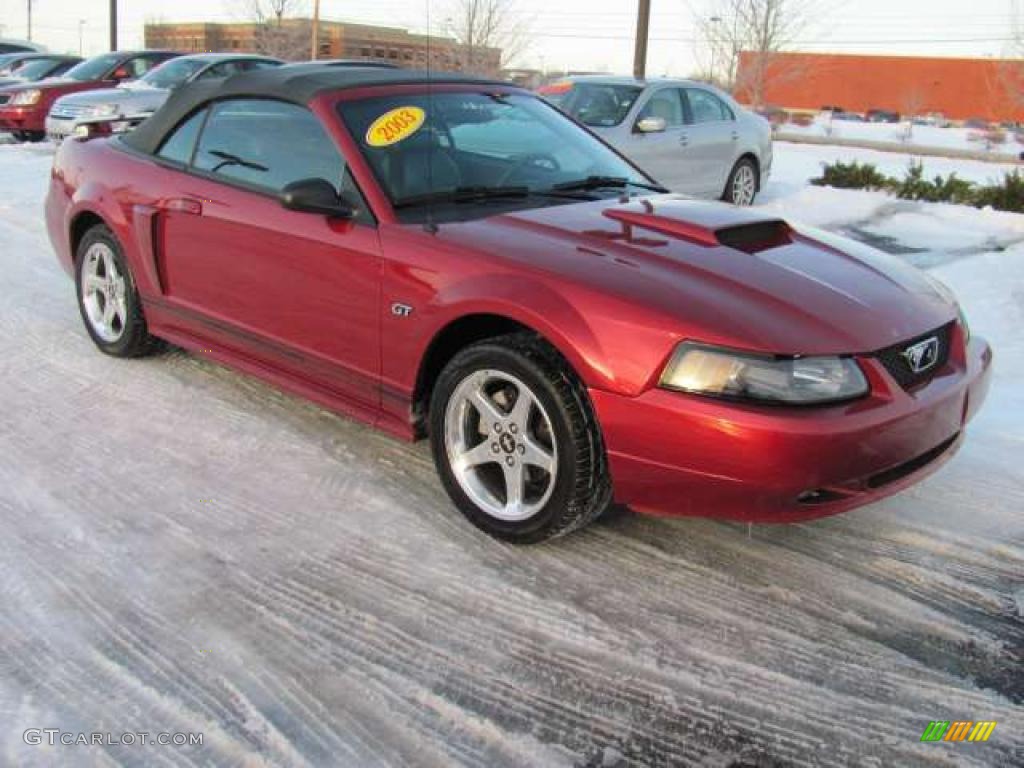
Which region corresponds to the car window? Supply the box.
[122,56,165,79]
[65,53,121,81]
[198,61,245,80]
[637,89,685,127]
[557,83,643,127]
[6,57,61,79]
[193,99,344,194]
[240,59,281,72]
[141,58,206,88]
[156,108,207,165]
[684,89,734,124]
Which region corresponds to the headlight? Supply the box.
[11,89,41,106]
[659,343,869,404]
[957,305,971,343]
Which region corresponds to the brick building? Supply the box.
[144,19,502,75]
[734,51,1024,123]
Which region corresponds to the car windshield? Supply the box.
[64,53,120,81]
[338,91,655,223]
[141,58,207,89]
[555,83,644,127]
[7,57,61,80]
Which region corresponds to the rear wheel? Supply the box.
[75,224,161,358]
[13,130,44,143]
[723,157,759,206]
[429,333,611,543]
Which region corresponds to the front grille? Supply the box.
[873,322,953,389]
[48,103,90,120]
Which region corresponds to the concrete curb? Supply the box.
[775,132,1023,165]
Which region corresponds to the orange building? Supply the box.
[735,51,1024,122]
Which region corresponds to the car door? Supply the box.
[151,98,382,409]
[680,87,739,198]
[617,87,699,194]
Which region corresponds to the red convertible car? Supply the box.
[45,66,992,542]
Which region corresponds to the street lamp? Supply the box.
[79,19,86,55]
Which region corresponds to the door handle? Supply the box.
[162,197,203,215]
[679,133,689,147]
[731,131,739,141]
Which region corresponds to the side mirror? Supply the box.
[111,67,131,81]
[635,116,667,133]
[279,178,354,219]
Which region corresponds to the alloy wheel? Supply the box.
[80,242,127,343]
[444,369,558,522]
[731,163,757,206]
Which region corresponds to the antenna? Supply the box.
[423,0,438,234]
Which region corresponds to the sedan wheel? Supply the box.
[725,159,758,206]
[430,333,611,543]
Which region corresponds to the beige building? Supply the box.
[144,20,502,76]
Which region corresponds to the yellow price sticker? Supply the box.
[366,106,426,147]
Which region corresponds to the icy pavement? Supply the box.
[0,142,1022,767]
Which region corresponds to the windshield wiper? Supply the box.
[393,185,532,209]
[208,149,269,174]
[550,175,667,193]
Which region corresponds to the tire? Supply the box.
[429,332,611,544]
[723,157,759,206]
[75,224,161,358]
[14,130,44,143]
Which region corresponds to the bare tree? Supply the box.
[232,0,310,59]
[445,0,531,76]
[694,0,819,107]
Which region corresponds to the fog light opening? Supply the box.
[797,488,849,505]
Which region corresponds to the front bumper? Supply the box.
[0,105,43,133]
[591,328,992,522]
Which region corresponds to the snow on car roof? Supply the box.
[122,64,511,156]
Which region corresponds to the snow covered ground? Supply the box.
[0,140,1022,767]
[779,118,1024,158]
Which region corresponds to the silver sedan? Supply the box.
[540,76,772,205]
[46,54,282,142]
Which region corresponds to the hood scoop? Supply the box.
[603,205,793,254]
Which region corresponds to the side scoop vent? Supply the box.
[602,209,792,253]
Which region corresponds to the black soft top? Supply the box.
[122,64,511,155]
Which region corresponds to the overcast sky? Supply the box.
[1,0,1019,74]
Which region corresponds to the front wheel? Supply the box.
[429,333,611,543]
[723,157,759,206]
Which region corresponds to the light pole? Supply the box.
[633,0,651,79]
[27,0,32,41]
[110,0,118,51]
[79,19,86,55]
[709,16,722,84]
[310,0,320,60]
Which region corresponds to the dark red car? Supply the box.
[0,50,179,141]
[45,66,992,542]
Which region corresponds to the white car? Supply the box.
[540,76,772,205]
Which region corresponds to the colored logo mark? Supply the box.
[920,721,996,742]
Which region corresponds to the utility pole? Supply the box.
[310,0,320,60]
[110,0,118,51]
[27,0,32,41]
[633,0,651,79]
[79,19,86,56]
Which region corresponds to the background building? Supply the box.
[145,20,502,75]
[734,52,1024,123]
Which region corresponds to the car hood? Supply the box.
[438,196,955,355]
[0,78,109,95]
[55,85,168,112]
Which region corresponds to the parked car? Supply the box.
[866,109,900,123]
[46,53,282,142]
[45,65,991,542]
[0,50,180,142]
[831,111,866,122]
[538,76,772,205]
[0,39,46,54]
[0,53,82,88]
[964,117,993,130]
